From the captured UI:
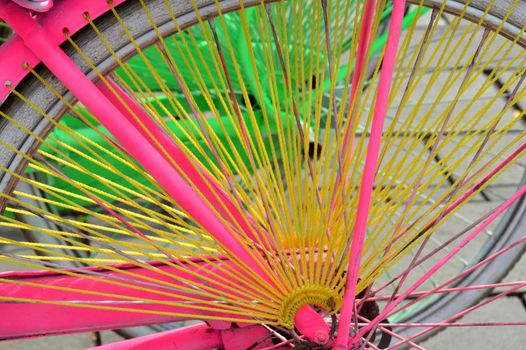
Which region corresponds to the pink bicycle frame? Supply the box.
[0,0,128,103]
[0,0,330,346]
[0,257,275,349]
[3,0,524,348]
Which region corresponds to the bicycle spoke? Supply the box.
[1,0,526,347]
[359,183,526,339]
[387,281,526,350]
[336,1,407,346]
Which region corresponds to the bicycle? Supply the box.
[0,0,526,349]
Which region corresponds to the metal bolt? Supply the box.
[315,331,328,345]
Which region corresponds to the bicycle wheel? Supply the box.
[0,0,525,348]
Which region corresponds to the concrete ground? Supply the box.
[422,253,526,349]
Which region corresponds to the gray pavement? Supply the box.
[423,253,526,349]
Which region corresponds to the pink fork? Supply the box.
[335,0,407,347]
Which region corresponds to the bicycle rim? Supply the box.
[0,0,525,348]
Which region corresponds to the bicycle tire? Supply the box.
[0,0,525,348]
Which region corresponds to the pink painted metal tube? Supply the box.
[0,2,330,342]
[0,0,127,102]
[294,307,331,345]
[0,251,330,340]
[341,0,377,154]
[88,323,223,350]
[0,260,228,338]
[97,79,259,241]
[328,0,377,219]
[0,3,273,288]
[335,1,406,347]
